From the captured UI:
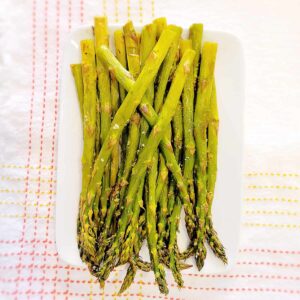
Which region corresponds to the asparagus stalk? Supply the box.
[154,25,182,113]
[194,42,218,270]
[119,113,141,197]
[171,94,183,223]
[134,213,150,271]
[181,39,197,206]
[153,17,167,39]
[177,39,198,258]
[168,196,183,287]
[71,63,84,254]
[155,154,168,202]
[114,29,128,174]
[146,151,169,294]
[118,263,137,294]
[207,80,218,219]
[139,23,157,153]
[110,64,120,186]
[206,81,227,263]
[95,16,111,145]
[119,217,151,294]
[123,21,140,80]
[97,49,195,286]
[119,177,145,265]
[80,40,97,195]
[157,173,168,251]
[140,23,157,67]
[141,25,170,246]
[177,30,203,259]
[173,101,183,157]
[99,46,195,234]
[189,24,203,86]
[81,29,176,259]
[94,17,112,222]
[79,40,97,256]
[71,63,86,262]
[71,64,84,120]
[167,53,185,285]
[114,29,127,102]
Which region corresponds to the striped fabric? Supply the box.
[0,0,299,299]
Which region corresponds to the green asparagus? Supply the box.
[96,49,195,285]
[206,81,227,263]
[99,46,195,234]
[81,29,176,259]
[194,42,218,270]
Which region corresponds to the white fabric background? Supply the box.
[0,0,300,299]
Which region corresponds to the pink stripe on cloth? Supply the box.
[14,0,37,298]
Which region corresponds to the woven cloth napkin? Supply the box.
[1,0,300,299]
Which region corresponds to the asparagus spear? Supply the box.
[71,63,87,263]
[80,40,96,194]
[177,29,203,259]
[206,81,227,263]
[118,262,137,294]
[189,24,203,86]
[114,29,127,102]
[81,29,176,259]
[168,196,183,287]
[123,21,140,79]
[181,39,197,205]
[114,29,127,174]
[110,63,120,186]
[154,25,182,113]
[173,101,183,156]
[155,154,168,203]
[119,113,141,197]
[97,49,195,286]
[79,40,97,256]
[141,25,168,256]
[157,173,168,251]
[94,17,112,222]
[140,23,157,67]
[174,39,198,258]
[139,23,157,154]
[71,64,84,120]
[95,16,111,145]
[99,46,195,234]
[134,213,150,271]
[153,17,167,39]
[194,42,218,270]
[168,95,184,228]
[167,52,185,285]
[146,152,169,294]
[119,217,151,294]
[119,176,145,265]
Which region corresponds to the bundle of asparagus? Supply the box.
[71,16,227,295]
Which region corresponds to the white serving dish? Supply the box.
[56,24,245,274]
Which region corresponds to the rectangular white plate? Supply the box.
[56,24,245,274]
